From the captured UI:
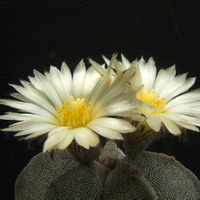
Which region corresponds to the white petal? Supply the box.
[21,80,52,101]
[74,127,99,149]
[166,89,200,110]
[158,115,181,135]
[25,131,48,139]
[81,66,101,99]
[49,66,70,103]
[72,59,86,99]
[138,57,156,90]
[154,65,176,95]
[10,122,57,136]
[57,129,74,149]
[166,77,196,101]
[47,126,71,136]
[174,121,199,132]
[165,101,200,116]
[121,54,131,69]
[87,121,123,140]
[87,117,135,133]
[34,70,63,107]
[28,76,43,92]
[145,113,162,132]
[89,58,106,76]
[102,55,110,66]
[0,112,57,124]
[160,114,200,132]
[159,73,187,98]
[0,99,57,121]
[9,83,56,115]
[61,62,72,97]
[90,66,113,106]
[43,130,66,152]
[0,112,32,121]
[94,98,141,119]
[161,114,200,127]
[11,93,33,103]
[44,71,52,82]
[91,66,143,118]
[130,67,142,87]
[92,81,132,116]
[111,56,125,72]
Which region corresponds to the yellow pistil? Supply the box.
[139,89,167,114]
[57,96,92,128]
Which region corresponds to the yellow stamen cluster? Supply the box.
[57,96,91,128]
[140,89,167,114]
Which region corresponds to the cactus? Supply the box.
[15,140,200,199]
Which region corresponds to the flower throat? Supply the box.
[57,96,91,128]
[140,89,167,114]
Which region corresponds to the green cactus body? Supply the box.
[15,141,200,199]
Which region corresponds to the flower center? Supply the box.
[57,96,91,128]
[139,89,167,114]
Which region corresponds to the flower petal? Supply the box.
[49,66,71,103]
[154,65,176,95]
[166,89,200,110]
[43,129,67,152]
[0,99,57,121]
[61,62,72,97]
[138,57,156,90]
[145,113,162,132]
[89,58,106,76]
[87,121,123,140]
[11,122,57,136]
[121,54,131,69]
[166,77,196,101]
[57,129,74,149]
[0,112,57,124]
[94,97,141,119]
[74,127,99,149]
[72,59,86,99]
[90,65,113,106]
[102,55,110,66]
[34,70,63,107]
[159,73,187,99]
[158,115,181,135]
[87,117,135,133]
[9,83,56,115]
[81,66,101,99]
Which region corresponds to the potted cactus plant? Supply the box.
[1,55,200,199]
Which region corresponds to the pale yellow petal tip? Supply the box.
[1,128,8,132]
[90,142,100,147]
[77,58,85,68]
[61,61,68,67]
[147,57,155,65]
[115,134,123,140]
[170,131,181,136]
[42,147,48,153]
[131,126,136,133]
[43,144,55,153]
[43,147,54,153]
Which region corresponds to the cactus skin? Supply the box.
[15,141,200,199]
[44,161,108,199]
[15,149,79,199]
[126,151,200,199]
[102,162,158,199]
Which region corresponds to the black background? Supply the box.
[0,1,200,199]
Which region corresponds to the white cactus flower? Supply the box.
[122,55,200,135]
[0,56,142,152]
[101,54,200,135]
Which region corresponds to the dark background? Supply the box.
[1,0,200,199]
